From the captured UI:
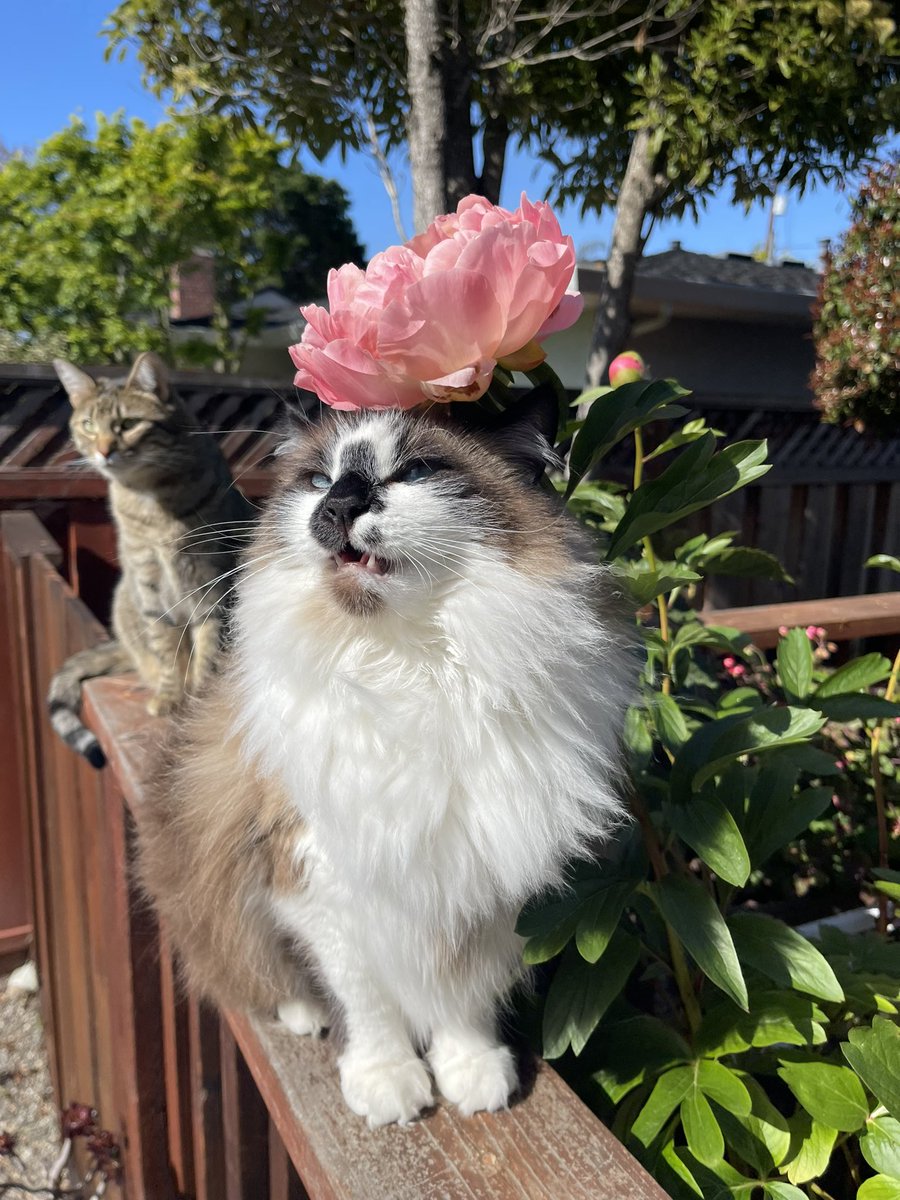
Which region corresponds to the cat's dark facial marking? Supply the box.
[268,404,571,616]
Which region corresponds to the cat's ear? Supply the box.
[53,360,96,408]
[272,397,322,455]
[452,384,561,484]
[126,352,169,403]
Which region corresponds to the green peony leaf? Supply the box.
[574,883,633,963]
[650,875,748,1009]
[816,695,900,722]
[698,546,793,583]
[777,1060,869,1132]
[620,564,703,607]
[696,991,827,1057]
[671,708,826,804]
[860,1115,900,1179]
[566,378,690,496]
[867,554,900,575]
[783,1112,838,1185]
[745,786,833,868]
[872,870,900,903]
[714,1073,791,1176]
[681,1088,724,1165]
[606,435,770,559]
[777,627,814,701]
[631,1065,694,1147]
[843,1017,900,1119]
[762,1184,808,1200]
[590,1015,691,1104]
[654,693,692,754]
[858,1176,900,1200]
[666,793,751,887]
[696,1060,752,1116]
[815,653,891,697]
[541,932,640,1058]
[728,913,844,1002]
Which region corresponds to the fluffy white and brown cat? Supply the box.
[140,391,630,1127]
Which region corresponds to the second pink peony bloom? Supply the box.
[289,194,583,411]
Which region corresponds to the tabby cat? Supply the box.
[139,392,630,1127]
[48,353,254,765]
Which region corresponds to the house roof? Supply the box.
[575,246,821,323]
[635,247,820,297]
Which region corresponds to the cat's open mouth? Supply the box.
[334,545,389,576]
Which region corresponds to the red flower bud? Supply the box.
[61,1102,97,1139]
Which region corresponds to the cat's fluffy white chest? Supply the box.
[237,556,626,930]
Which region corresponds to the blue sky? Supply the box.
[3,0,891,265]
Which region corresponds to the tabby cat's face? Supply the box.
[268,403,563,616]
[56,354,184,483]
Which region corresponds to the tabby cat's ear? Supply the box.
[126,352,169,403]
[452,383,561,484]
[53,360,96,408]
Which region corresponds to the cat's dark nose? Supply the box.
[312,472,373,546]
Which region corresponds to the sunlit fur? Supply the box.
[140,403,632,1127]
[47,354,254,764]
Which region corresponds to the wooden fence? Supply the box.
[2,510,665,1200]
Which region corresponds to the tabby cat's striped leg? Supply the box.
[187,613,223,694]
[134,620,190,716]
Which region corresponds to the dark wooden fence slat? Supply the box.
[188,997,227,1200]
[159,932,197,1199]
[221,1020,271,1200]
[269,1118,310,1200]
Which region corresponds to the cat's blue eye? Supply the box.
[398,461,436,484]
[310,472,332,490]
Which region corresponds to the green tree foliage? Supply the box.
[811,159,899,434]
[102,0,689,225]
[103,0,898,385]
[529,0,899,383]
[0,114,363,368]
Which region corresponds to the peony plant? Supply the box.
[288,194,582,410]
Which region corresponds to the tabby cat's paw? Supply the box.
[430,1043,517,1116]
[339,1053,433,1128]
[277,997,330,1038]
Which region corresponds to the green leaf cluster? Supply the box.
[521,371,900,1198]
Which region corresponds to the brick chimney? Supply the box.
[170,250,216,321]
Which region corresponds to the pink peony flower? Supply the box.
[289,194,583,410]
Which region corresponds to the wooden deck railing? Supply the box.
[2,510,666,1200]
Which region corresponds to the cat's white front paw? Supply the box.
[277,997,330,1038]
[339,1053,433,1128]
[430,1043,517,1116]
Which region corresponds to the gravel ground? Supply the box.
[0,966,66,1196]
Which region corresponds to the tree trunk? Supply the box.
[404,0,448,231]
[478,112,509,204]
[585,127,664,388]
[404,0,480,230]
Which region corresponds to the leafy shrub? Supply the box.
[514,368,900,1198]
[811,160,899,434]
